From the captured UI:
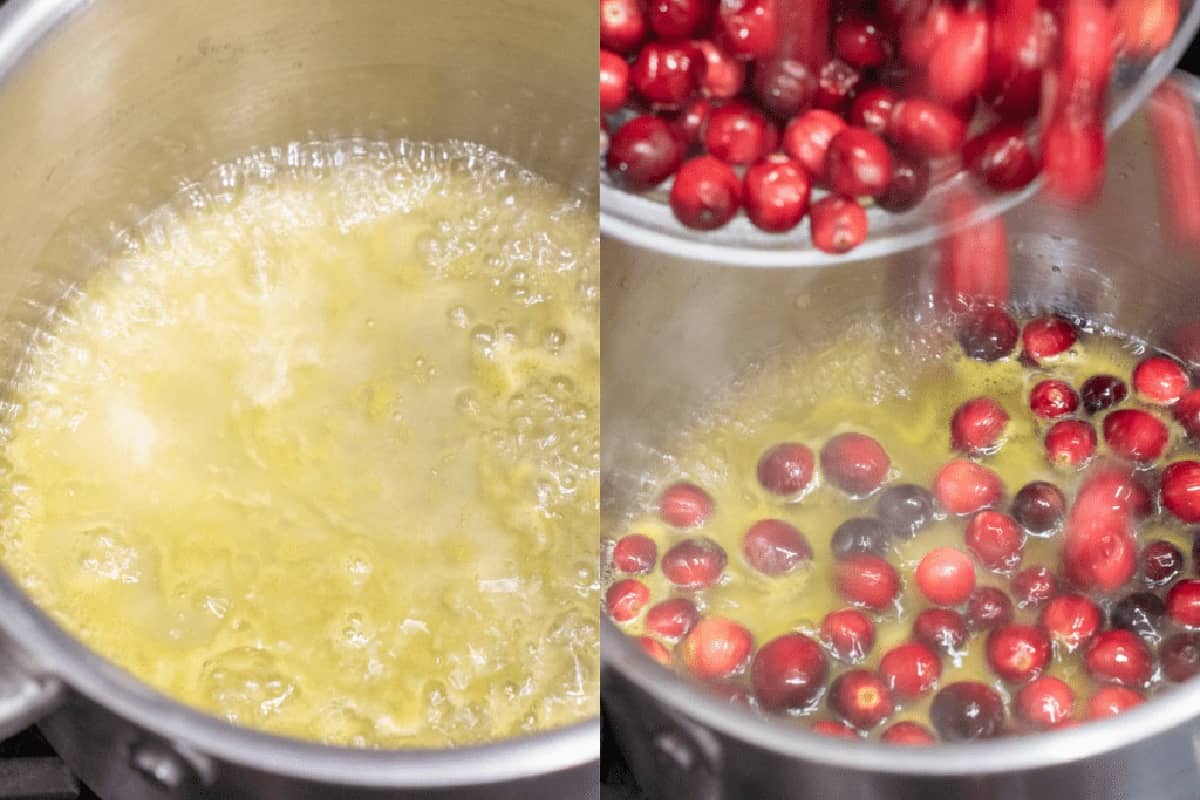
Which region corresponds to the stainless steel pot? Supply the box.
[0,1,599,798]
[601,72,1200,800]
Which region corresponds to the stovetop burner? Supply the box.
[0,728,93,800]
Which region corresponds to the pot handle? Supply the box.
[0,650,62,739]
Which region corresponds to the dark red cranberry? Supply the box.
[715,0,779,60]
[1111,591,1166,640]
[600,50,630,115]
[834,13,889,68]
[813,59,862,114]
[875,483,936,537]
[1081,375,1129,415]
[1085,629,1153,686]
[876,151,931,212]
[809,195,868,254]
[1162,460,1200,523]
[914,608,969,652]
[880,641,941,698]
[753,59,816,120]
[830,517,891,559]
[742,518,812,576]
[829,668,894,729]
[1161,632,1200,682]
[606,116,687,191]
[1087,686,1145,718]
[757,441,815,496]
[1042,120,1105,205]
[957,306,1018,361]
[782,109,847,177]
[1029,379,1079,419]
[1011,481,1066,535]
[601,0,648,53]
[661,537,728,588]
[743,155,812,234]
[648,0,709,39]
[1039,592,1101,652]
[675,98,711,144]
[916,547,977,607]
[966,586,1014,631]
[659,482,713,527]
[889,98,967,158]
[820,432,890,495]
[925,7,989,105]
[1016,676,1075,729]
[881,721,937,745]
[681,617,754,679]
[963,123,1040,192]
[835,553,901,610]
[704,101,773,165]
[985,1,1052,121]
[1044,419,1097,467]
[1103,409,1168,464]
[607,579,651,622]
[645,597,699,639]
[826,127,894,199]
[669,155,742,230]
[613,533,657,573]
[1133,355,1189,405]
[1173,389,1200,437]
[1022,316,1078,362]
[637,636,672,665]
[930,682,1006,741]
[1142,539,1184,586]
[631,42,698,108]
[820,607,876,662]
[1167,578,1200,628]
[1011,566,1058,609]
[987,623,1051,682]
[694,40,746,100]
[751,633,828,710]
[933,459,1003,515]
[965,510,1024,573]
[951,396,1010,456]
[810,721,859,739]
[849,87,899,137]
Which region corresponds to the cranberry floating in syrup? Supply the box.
[829,669,894,729]
[659,482,714,527]
[951,397,1010,456]
[821,432,890,495]
[645,598,699,640]
[930,682,1006,741]
[821,608,876,663]
[742,518,812,576]
[681,617,754,679]
[662,537,728,589]
[752,633,828,711]
[613,534,657,574]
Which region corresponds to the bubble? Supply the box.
[447,305,471,329]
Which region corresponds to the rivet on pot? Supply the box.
[129,739,212,792]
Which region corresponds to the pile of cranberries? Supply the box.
[607,309,1200,743]
[600,0,1179,251]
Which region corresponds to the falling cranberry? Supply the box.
[601,0,648,53]
[1081,375,1129,415]
[811,720,859,739]
[914,607,970,652]
[849,88,899,137]
[930,682,1006,741]
[1011,481,1066,535]
[880,641,942,698]
[1042,120,1106,205]
[951,396,1010,456]
[1132,355,1190,405]
[694,40,746,100]
[986,2,1051,121]
[1085,629,1153,686]
[987,623,1051,683]
[715,0,779,60]
[1103,409,1168,464]
[661,537,728,589]
[916,547,977,607]
[889,98,967,159]
[957,306,1019,362]
[757,442,815,496]
[1111,591,1166,640]
[1062,516,1136,595]
[1162,460,1200,523]
[782,109,848,178]
[963,123,1040,192]
[834,13,889,68]
[820,432,890,495]
[830,517,892,559]
[1174,389,1200,437]
[1115,0,1180,56]
[645,597,699,640]
[753,59,816,120]
[637,636,672,665]
[743,155,812,233]
[876,483,936,537]
[681,617,754,679]
[742,518,812,576]
[669,156,743,230]
[606,116,687,192]
[648,0,709,39]
[820,607,876,663]
[810,196,869,254]
[1161,632,1200,682]
[966,586,1015,631]
[826,128,894,199]
[607,579,651,622]
[965,510,1025,573]
[613,534,657,573]
[659,482,714,527]
[1044,419,1098,467]
[829,668,894,729]
[1029,379,1080,419]
[1016,676,1075,729]
[875,152,930,212]
[1039,592,1102,652]
[751,633,828,710]
[1142,540,1184,586]
[1022,316,1078,362]
[835,553,901,610]
[813,59,862,114]
[1167,578,1200,628]
[600,50,631,115]
[925,7,989,105]
[631,42,698,108]
[1087,685,1145,718]
[933,459,1004,515]
[1011,566,1058,609]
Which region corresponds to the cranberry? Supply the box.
[783,109,847,177]
[1115,0,1179,57]
[966,586,1015,631]
[1162,460,1200,523]
[600,50,631,115]
[916,546,977,607]
[1081,375,1129,415]
[1016,676,1075,729]
[669,155,742,230]
[820,432,890,495]
[1103,409,1168,464]
[1161,632,1200,682]
[631,42,698,108]
[830,517,891,559]
[1087,685,1145,718]
[809,195,868,254]
[826,128,894,199]
[751,633,828,710]
[965,510,1024,573]
[1029,379,1079,419]
[648,0,709,39]
[876,483,936,537]
[944,204,1008,313]
[950,397,1009,456]
[900,2,955,66]
[645,597,699,639]
[1039,592,1101,652]
[659,482,714,527]
[1021,316,1078,362]
[813,59,862,114]
[962,124,1039,192]
[876,152,930,212]
[933,459,1003,515]
[880,641,941,698]
[1143,540,1183,586]
[987,623,1051,683]
[757,442,815,496]
[637,636,672,665]
[1011,565,1058,609]
[957,306,1019,362]
[986,0,1051,121]
[889,98,967,158]
[1011,481,1066,535]
[694,41,746,100]
[675,98,711,144]
[930,682,1006,741]
[743,155,812,233]
[849,88,899,138]
[914,608,970,653]
[1111,591,1166,640]
[613,534,657,573]
[704,101,773,166]
[1059,0,1116,86]
[925,7,989,105]
[661,537,728,588]
[753,59,816,120]
[1041,121,1105,205]
[1044,419,1097,467]
[715,0,779,60]
[820,607,876,662]
[811,720,859,739]
[1132,355,1190,405]
[1063,517,1136,594]
[881,721,937,745]
[834,13,888,68]
[606,116,687,192]
[829,668,894,729]
[1173,389,1200,437]
[1085,629,1153,686]
[835,553,901,610]
[601,0,648,53]
[742,518,812,576]
[681,617,754,679]
[607,579,651,622]
[1167,578,1200,628]
[1075,463,1152,521]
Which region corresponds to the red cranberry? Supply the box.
[751,633,828,710]
[889,98,967,158]
[1074,462,1151,522]
[662,537,728,588]
[1081,375,1129,415]
[1016,676,1075,729]
[783,109,847,177]
[601,0,648,53]
[681,617,754,679]
[986,1,1051,122]
[1029,379,1079,419]
[916,547,977,607]
[648,0,709,39]
[880,641,941,698]
[876,152,930,212]
[607,579,651,622]
[600,50,630,115]
[1012,481,1066,535]
[1063,517,1136,594]
[637,636,672,665]
[753,59,816,120]
[834,13,888,68]
[1022,316,1078,362]
[715,0,779,60]
[1132,355,1190,405]
[1084,629,1152,686]
[742,518,812,576]
[809,195,868,254]
[1115,0,1179,57]
[1059,0,1117,86]
[957,306,1018,361]
[743,155,812,233]
[830,517,891,559]
[951,396,1010,456]
[1111,591,1166,640]
[694,41,746,100]
[645,597,699,639]
[669,155,742,230]
[925,7,989,105]
[900,2,954,66]
[933,459,1003,515]
[1167,578,1200,628]
[757,441,815,496]
[1039,592,1101,652]
[965,510,1024,573]
[613,534,657,573]
[912,609,968,655]
[1087,685,1145,718]
[820,432,890,495]
[820,607,876,662]
[1011,565,1058,609]
[938,202,1010,312]
[930,682,1006,741]
[675,98,711,145]
[811,721,858,738]
[660,482,714,527]
[606,115,687,192]
[876,483,936,537]
[966,586,1014,631]
[1161,632,1200,682]
[1041,121,1105,205]
[813,59,862,114]
[704,101,772,165]
[1143,540,1184,586]
[1173,389,1200,437]
[826,127,894,199]
[849,88,899,137]
[881,721,937,745]
[631,42,698,108]
[963,124,1039,192]
[1045,419,1097,468]
[835,553,901,610]
[987,623,1051,683]
[1103,409,1169,464]
[829,668,894,729]
[1162,460,1200,523]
